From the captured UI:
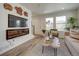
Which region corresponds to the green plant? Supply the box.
[66,17,78,30]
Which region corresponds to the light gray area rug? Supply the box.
[19,39,71,56]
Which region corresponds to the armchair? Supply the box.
[50,29,59,37]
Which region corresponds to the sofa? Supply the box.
[65,29,79,56]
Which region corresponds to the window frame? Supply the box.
[45,17,54,30]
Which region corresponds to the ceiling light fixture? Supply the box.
[62,8,64,10]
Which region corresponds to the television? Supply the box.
[8,14,28,27]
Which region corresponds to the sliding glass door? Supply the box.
[45,16,66,31]
[56,16,66,31]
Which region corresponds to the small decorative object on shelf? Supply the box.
[24,11,28,17]
[15,7,23,15]
[3,3,13,11]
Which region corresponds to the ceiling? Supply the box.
[21,3,79,16]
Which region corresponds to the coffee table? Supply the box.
[42,37,60,56]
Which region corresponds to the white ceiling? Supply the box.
[21,3,79,15]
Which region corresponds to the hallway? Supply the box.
[19,37,71,56]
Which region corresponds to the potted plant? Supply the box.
[65,17,78,31]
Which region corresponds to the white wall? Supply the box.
[32,16,46,34]
[76,8,79,25]
[0,3,34,53]
[32,9,77,35]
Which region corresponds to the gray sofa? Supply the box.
[65,36,79,56]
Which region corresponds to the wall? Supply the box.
[76,8,79,25]
[32,9,77,35]
[0,3,34,53]
[32,16,46,35]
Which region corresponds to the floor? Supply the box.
[19,37,71,56]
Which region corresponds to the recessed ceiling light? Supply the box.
[62,8,64,10]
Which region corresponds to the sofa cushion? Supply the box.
[70,30,79,40]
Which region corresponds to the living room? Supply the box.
[0,3,79,56]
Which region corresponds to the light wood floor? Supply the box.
[19,37,71,56]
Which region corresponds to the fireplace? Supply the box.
[6,28,29,40]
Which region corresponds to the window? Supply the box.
[56,16,66,31]
[46,18,54,30]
